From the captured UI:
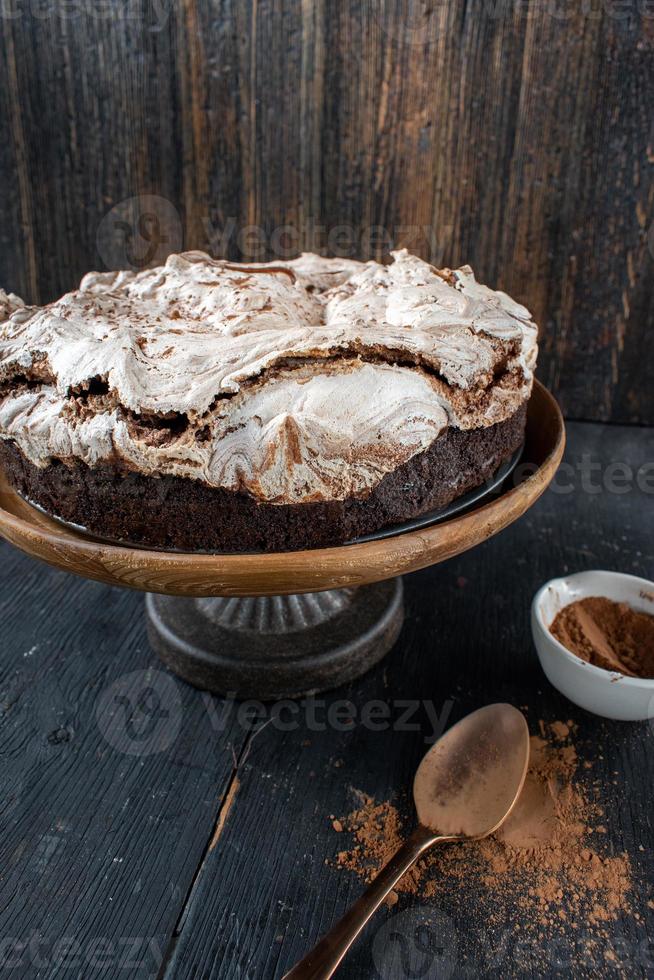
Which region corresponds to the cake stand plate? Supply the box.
[0,381,564,698]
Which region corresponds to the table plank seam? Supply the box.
[157,729,254,980]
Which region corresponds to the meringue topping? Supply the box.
[0,250,537,504]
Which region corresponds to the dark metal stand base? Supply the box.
[145,578,404,700]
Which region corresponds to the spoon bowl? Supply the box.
[414,702,530,838]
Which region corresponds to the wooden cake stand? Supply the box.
[0,381,564,699]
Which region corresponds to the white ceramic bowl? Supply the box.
[531,570,654,721]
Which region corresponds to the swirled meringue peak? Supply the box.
[0,250,537,503]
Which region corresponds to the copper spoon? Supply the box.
[283,703,530,980]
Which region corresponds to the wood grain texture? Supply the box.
[0,420,652,978]
[0,1,652,422]
[0,552,251,980]
[0,382,564,597]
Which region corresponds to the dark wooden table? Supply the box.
[1,418,652,980]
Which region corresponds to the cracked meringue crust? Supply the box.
[0,250,537,551]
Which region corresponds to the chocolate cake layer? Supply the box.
[0,404,526,552]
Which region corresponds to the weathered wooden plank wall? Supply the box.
[0,0,652,422]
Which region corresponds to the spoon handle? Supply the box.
[282,824,442,980]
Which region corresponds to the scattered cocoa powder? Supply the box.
[330,722,634,965]
[548,718,574,741]
[550,596,654,678]
[384,889,399,909]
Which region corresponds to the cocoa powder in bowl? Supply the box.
[550,596,654,678]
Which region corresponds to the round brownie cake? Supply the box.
[0,250,537,552]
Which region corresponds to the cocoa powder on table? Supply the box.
[330,722,633,951]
